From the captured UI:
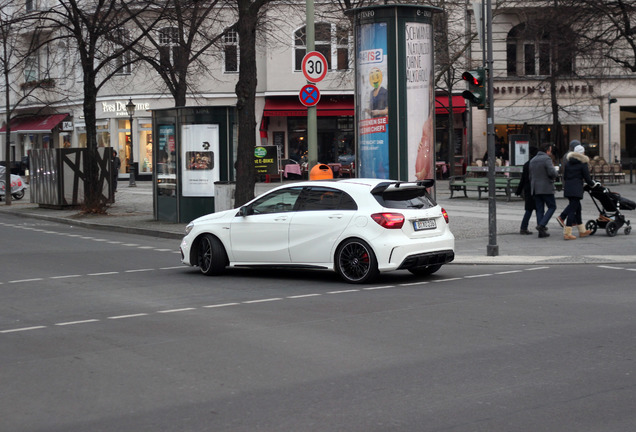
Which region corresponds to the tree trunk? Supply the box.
[233,3,258,207]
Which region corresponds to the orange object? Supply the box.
[309,164,333,180]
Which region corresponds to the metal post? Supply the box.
[608,95,617,163]
[486,0,498,256]
[126,98,136,187]
[306,0,317,171]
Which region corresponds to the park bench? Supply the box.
[449,165,561,200]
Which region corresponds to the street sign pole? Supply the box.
[306,0,317,171]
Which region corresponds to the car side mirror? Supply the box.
[238,205,252,217]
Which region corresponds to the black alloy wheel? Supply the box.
[197,234,228,275]
[335,238,379,284]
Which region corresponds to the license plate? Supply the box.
[413,219,436,231]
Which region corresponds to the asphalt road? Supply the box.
[2,213,636,431]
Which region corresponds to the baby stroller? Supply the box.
[584,182,635,236]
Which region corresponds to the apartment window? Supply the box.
[224,30,238,73]
[507,23,574,77]
[24,55,39,82]
[112,29,132,75]
[294,23,350,71]
[26,0,36,12]
[158,27,180,71]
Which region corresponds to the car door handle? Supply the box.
[274,216,288,221]
[328,214,343,219]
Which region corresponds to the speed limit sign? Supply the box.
[302,51,328,83]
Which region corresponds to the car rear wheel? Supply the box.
[408,264,442,276]
[197,234,228,275]
[335,238,379,284]
[12,190,25,200]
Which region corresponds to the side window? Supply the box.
[298,187,358,211]
[250,188,302,214]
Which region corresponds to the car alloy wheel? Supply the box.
[197,234,228,275]
[335,238,379,284]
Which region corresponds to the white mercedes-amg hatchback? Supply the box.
[180,178,454,283]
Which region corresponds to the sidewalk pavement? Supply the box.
[1,178,636,265]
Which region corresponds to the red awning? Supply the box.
[435,95,466,114]
[0,113,69,133]
[264,97,353,117]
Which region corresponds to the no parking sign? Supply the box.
[299,84,321,107]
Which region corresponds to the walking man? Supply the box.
[529,143,558,238]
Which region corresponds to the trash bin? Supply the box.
[309,164,333,180]
[214,181,236,212]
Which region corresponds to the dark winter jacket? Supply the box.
[515,160,535,211]
[529,151,557,195]
[563,152,594,198]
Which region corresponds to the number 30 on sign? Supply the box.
[302,51,328,83]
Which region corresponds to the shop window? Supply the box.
[118,118,134,173]
[139,121,153,173]
[294,23,350,71]
[158,26,180,71]
[26,0,37,11]
[580,125,599,157]
[224,30,239,73]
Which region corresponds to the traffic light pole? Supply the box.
[486,0,498,256]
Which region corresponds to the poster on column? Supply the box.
[405,21,434,181]
[181,124,220,197]
[356,22,389,179]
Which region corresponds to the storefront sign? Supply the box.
[493,85,594,96]
[254,146,279,175]
[101,101,151,116]
[180,124,220,197]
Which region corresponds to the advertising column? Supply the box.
[352,5,438,182]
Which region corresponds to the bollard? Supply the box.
[631,162,634,184]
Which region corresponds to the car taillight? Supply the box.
[441,208,449,224]
[371,213,405,229]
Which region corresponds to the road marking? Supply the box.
[287,294,322,299]
[9,278,44,284]
[526,266,550,271]
[157,308,197,314]
[108,313,149,320]
[55,319,100,326]
[496,270,523,275]
[125,268,154,273]
[243,298,283,304]
[156,249,174,252]
[160,266,184,270]
[399,281,429,286]
[464,274,493,278]
[203,303,240,308]
[363,285,395,290]
[328,289,359,294]
[0,326,47,333]
[432,278,462,282]
[598,265,623,270]
[88,271,119,276]
[50,275,82,279]
[122,243,140,247]
[137,246,155,249]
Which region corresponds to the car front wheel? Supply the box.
[197,234,228,275]
[335,238,379,284]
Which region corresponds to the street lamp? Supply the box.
[126,98,136,187]
[608,95,617,163]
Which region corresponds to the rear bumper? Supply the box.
[397,249,455,270]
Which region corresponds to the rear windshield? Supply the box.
[373,188,437,210]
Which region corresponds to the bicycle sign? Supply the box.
[302,51,328,83]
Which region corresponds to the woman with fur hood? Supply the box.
[560,144,596,240]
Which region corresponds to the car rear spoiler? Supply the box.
[370,179,435,195]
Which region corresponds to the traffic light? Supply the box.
[461,68,486,109]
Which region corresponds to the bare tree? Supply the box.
[124,0,230,107]
[1,2,64,205]
[42,0,153,212]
